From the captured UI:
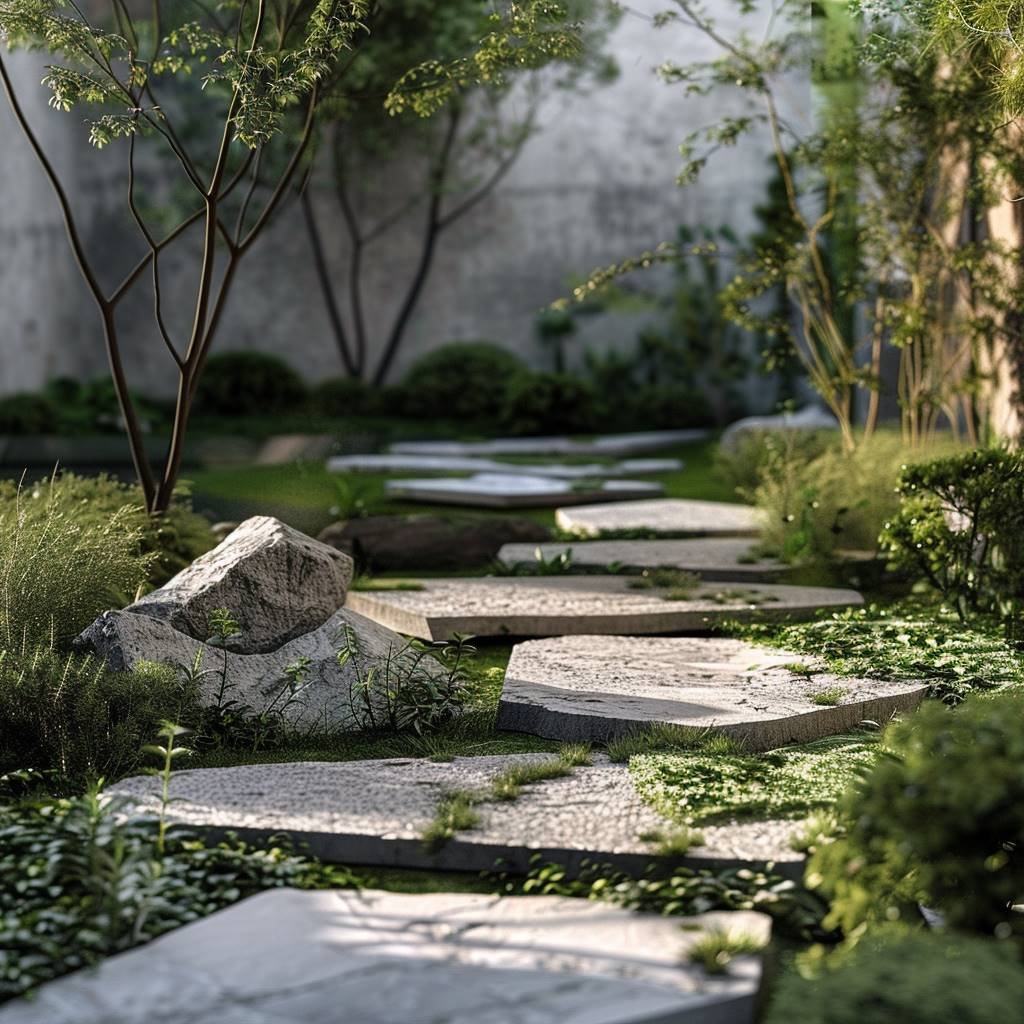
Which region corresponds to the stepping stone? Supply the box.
[345,576,862,640]
[328,453,683,477]
[386,474,664,509]
[106,753,802,875]
[557,498,763,537]
[1,888,770,1024]
[497,635,928,750]
[498,538,789,582]
[390,428,710,458]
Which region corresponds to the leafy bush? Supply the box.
[881,449,1024,626]
[400,342,527,421]
[313,376,379,417]
[194,352,308,417]
[0,788,358,1000]
[745,431,960,563]
[714,427,835,495]
[0,477,154,646]
[43,377,168,434]
[498,371,599,435]
[0,647,194,788]
[807,690,1024,938]
[0,393,59,434]
[765,930,1024,1024]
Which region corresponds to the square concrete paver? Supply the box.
[498,635,929,749]
[556,499,764,537]
[498,539,789,582]
[385,474,664,509]
[104,754,803,875]
[344,576,863,640]
[328,454,683,478]
[0,888,769,1024]
[389,429,710,458]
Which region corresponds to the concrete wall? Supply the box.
[0,2,800,404]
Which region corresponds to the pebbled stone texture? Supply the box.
[556,499,764,538]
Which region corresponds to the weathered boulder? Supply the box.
[720,405,838,449]
[318,514,550,572]
[132,516,353,652]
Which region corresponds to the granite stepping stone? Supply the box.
[389,428,710,458]
[385,474,664,509]
[105,753,803,875]
[328,453,683,477]
[556,499,763,538]
[498,538,789,582]
[344,576,863,641]
[0,887,770,1024]
[497,635,928,750]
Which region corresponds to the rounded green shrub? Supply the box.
[194,352,308,417]
[499,372,599,435]
[808,689,1024,938]
[401,342,526,421]
[766,930,1024,1024]
[0,393,59,434]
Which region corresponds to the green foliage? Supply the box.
[43,377,168,434]
[807,690,1024,938]
[421,789,480,852]
[765,929,1024,1024]
[630,735,877,826]
[401,342,528,421]
[0,393,59,434]
[194,353,308,418]
[605,723,742,764]
[881,449,1024,626]
[337,628,473,735]
[627,567,701,600]
[687,926,766,974]
[713,426,835,495]
[0,788,358,1000]
[755,610,1024,704]
[0,476,153,646]
[0,647,194,788]
[498,371,599,435]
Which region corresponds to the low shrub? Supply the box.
[43,377,169,433]
[807,689,1024,938]
[765,930,1024,1024]
[0,393,59,434]
[498,371,599,435]
[400,342,527,421]
[0,646,194,788]
[312,376,381,417]
[713,427,835,495]
[0,787,358,1001]
[194,352,308,417]
[881,449,1024,626]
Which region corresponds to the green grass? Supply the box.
[629,734,879,826]
[605,723,744,764]
[687,927,767,974]
[421,790,481,852]
[808,686,848,706]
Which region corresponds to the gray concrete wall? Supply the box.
[0,2,804,405]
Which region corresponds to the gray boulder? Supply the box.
[720,405,838,449]
[132,515,354,653]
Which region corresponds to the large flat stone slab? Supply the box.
[105,753,802,874]
[390,429,710,457]
[386,474,664,509]
[498,635,928,750]
[345,576,862,640]
[0,888,769,1024]
[498,539,789,582]
[329,453,683,477]
[557,499,763,538]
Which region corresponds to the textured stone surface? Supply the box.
[328,454,683,477]
[498,539,789,582]
[0,888,770,1024]
[390,429,710,457]
[386,474,664,509]
[345,576,862,641]
[106,753,802,873]
[498,635,928,749]
[130,516,354,653]
[720,405,838,448]
[556,499,763,538]
[79,607,431,731]
[319,515,551,572]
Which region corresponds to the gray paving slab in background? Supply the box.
[556,499,764,537]
[498,635,929,750]
[328,454,683,477]
[103,753,803,874]
[385,474,664,509]
[344,576,863,640]
[498,538,789,582]
[389,429,710,457]
[0,888,770,1024]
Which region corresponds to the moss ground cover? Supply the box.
[629,734,878,826]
